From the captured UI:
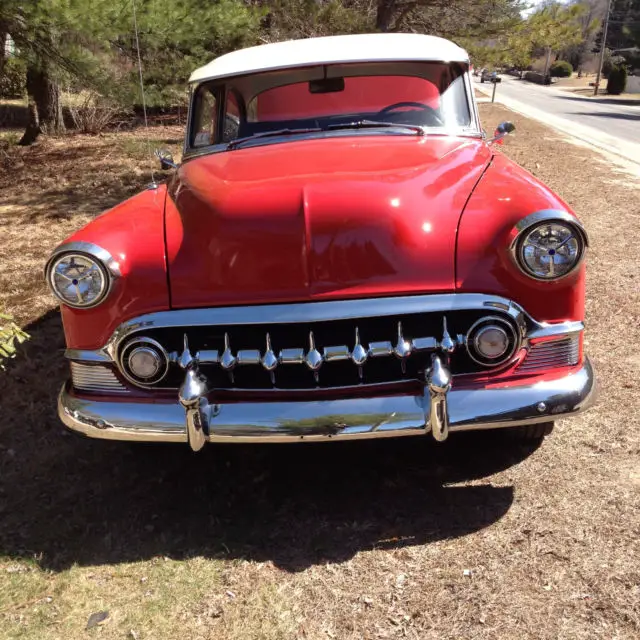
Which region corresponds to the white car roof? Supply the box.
[189,33,469,84]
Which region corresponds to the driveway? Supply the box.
[475,75,640,165]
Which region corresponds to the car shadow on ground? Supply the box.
[0,311,539,573]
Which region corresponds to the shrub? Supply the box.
[607,64,628,95]
[0,313,29,369]
[549,60,573,78]
[67,92,126,134]
[603,53,626,78]
[0,57,26,99]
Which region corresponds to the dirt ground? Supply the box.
[0,106,639,639]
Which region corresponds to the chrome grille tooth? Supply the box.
[439,317,456,353]
[393,321,412,359]
[261,333,278,371]
[198,349,219,364]
[177,334,195,369]
[220,333,236,370]
[324,345,350,361]
[368,340,393,357]
[237,349,261,365]
[279,348,305,364]
[412,336,437,351]
[351,327,368,366]
[305,331,323,372]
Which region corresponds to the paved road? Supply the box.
[475,75,640,164]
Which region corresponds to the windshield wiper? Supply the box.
[326,120,425,135]
[226,127,322,150]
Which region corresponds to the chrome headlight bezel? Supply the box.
[510,210,588,281]
[45,242,120,309]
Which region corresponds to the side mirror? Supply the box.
[154,148,177,170]
[489,121,515,145]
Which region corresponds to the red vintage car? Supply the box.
[47,34,595,451]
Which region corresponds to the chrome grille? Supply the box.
[70,362,128,394]
[517,335,580,373]
[126,309,521,390]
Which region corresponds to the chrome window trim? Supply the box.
[65,293,584,366]
[509,209,589,281]
[463,70,482,135]
[181,128,483,161]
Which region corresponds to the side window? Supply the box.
[192,88,218,148]
[222,91,241,142]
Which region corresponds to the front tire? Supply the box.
[507,422,554,442]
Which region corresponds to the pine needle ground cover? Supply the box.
[0,105,638,639]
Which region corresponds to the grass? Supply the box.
[0,108,639,639]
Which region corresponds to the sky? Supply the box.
[521,0,567,17]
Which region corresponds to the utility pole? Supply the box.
[594,0,613,96]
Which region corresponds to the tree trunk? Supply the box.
[0,29,6,78]
[18,101,41,146]
[18,61,65,145]
[376,0,397,31]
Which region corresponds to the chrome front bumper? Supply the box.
[58,358,595,448]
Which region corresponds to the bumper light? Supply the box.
[120,337,169,386]
[466,316,518,367]
[474,324,509,359]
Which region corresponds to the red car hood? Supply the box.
[165,135,491,308]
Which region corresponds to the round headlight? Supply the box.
[517,221,585,280]
[48,252,110,308]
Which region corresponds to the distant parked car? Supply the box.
[481,69,501,83]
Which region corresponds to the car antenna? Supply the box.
[132,0,158,189]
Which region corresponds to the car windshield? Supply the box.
[189,61,472,151]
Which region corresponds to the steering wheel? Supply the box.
[376,101,443,126]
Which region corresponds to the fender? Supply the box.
[60,186,170,349]
[456,153,585,324]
